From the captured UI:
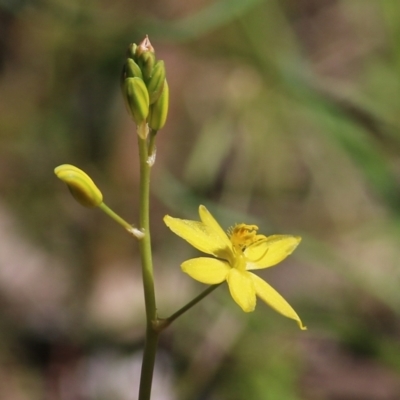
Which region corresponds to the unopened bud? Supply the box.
[148,79,169,131]
[126,43,138,60]
[138,51,155,82]
[147,60,166,104]
[123,77,150,125]
[123,58,143,80]
[55,164,103,208]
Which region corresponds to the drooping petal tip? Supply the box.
[251,273,306,330]
[298,320,307,331]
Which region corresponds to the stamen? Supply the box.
[229,223,261,250]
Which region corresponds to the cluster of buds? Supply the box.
[121,36,169,139]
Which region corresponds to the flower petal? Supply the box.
[164,215,230,258]
[226,269,256,312]
[245,235,301,269]
[198,205,232,248]
[181,258,230,284]
[251,273,306,330]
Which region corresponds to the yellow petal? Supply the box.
[226,269,256,312]
[251,273,306,330]
[164,215,231,259]
[181,258,230,284]
[198,205,232,248]
[245,235,301,269]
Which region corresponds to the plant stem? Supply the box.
[137,136,157,321]
[137,136,158,400]
[99,202,133,231]
[156,284,222,332]
[136,133,222,398]
[138,327,159,400]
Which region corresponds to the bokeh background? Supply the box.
[1,0,400,399]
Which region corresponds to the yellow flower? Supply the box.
[164,205,306,330]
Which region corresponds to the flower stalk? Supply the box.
[137,135,159,400]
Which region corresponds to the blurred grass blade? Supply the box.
[142,0,266,41]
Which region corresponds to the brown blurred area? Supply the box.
[0,0,400,399]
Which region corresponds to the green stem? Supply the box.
[155,284,222,332]
[99,202,133,232]
[138,136,157,321]
[138,327,159,400]
[137,136,158,400]
[136,131,221,397]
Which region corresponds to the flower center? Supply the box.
[229,224,266,251]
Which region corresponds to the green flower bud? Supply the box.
[55,164,103,208]
[138,51,155,82]
[148,79,169,131]
[146,60,166,104]
[122,77,150,125]
[123,58,143,80]
[134,36,156,81]
[120,58,143,91]
[126,43,138,60]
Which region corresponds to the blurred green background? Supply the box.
[1,0,400,398]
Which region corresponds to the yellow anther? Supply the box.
[229,224,261,250]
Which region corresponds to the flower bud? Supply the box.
[122,77,150,125]
[126,43,138,60]
[148,79,169,131]
[138,51,155,82]
[146,60,166,104]
[120,58,143,91]
[123,58,143,80]
[55,164,103,208]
